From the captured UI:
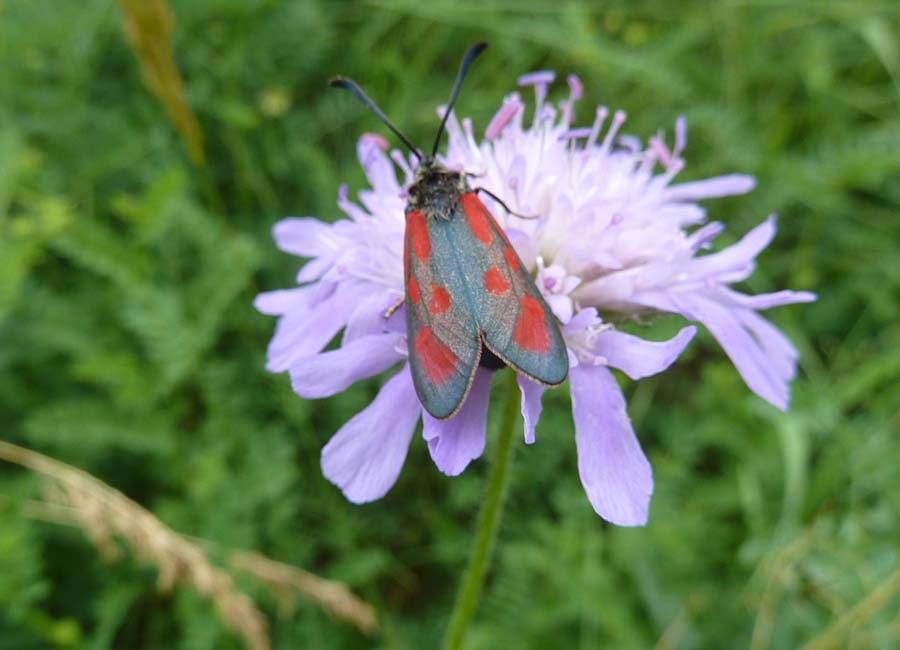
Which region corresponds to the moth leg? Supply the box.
[384,297,404,318]
[474,186,538,220]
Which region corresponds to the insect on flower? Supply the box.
[258,45,815,523]
[331,43,568,420]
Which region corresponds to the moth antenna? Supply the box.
[431,42,488,158]
[330,77,423,161]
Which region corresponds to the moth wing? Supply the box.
[404,209,482,420]
[458,192,569,386]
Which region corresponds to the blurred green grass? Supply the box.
[1,1,898,648]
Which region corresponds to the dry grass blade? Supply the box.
[116,0,205,165]
[801,565,900,650]
[0,440,269,650]
[230,549,378,634]
[747,529,817,650]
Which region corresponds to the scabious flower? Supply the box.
[256,71,815,526]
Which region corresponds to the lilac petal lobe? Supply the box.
[296,255,334,283]
[255,288,305,316]
[546,294,574,324]
[687,222,724,251]
[563,307,601,334]
[265,282,366,372]
[422,369,492,476]
[735,308,799,382]
[518,374,545,444]
[255,282,333,317]
[344,292,399,343]
[273,217,330,256]
[357,135,400,196]
[594,326,696,380]
[290,333,405,399]
[385,303,407,333]
[690,216,776,279]
[717,287,817,311]
[321,367,420,503]
[571,364,653,526]
[664,293,789,410]
[664,174,756,201]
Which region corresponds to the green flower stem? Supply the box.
[443,369,520,650]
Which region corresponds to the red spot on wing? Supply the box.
[407,210,431,261]
[504,246,520,273]
[429,283,451,314]
[513,296,550,353]
[403,226,410,278]
[415,327,457,386]
[484,266,510,295]
[407,276,421,304]
[461,192,492,244]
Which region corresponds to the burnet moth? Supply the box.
[331,42,568,420]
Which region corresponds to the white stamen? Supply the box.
[599,110,627,156]
[587,106,610,149]
[390,150,413,184]
[486,97,522,140]
[567,74,583,101]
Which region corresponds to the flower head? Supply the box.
[256,73,814,526]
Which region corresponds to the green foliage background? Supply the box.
[1,1,898,648]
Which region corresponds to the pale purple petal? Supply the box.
[592,251,624,270]
[336,184,372,222]
[390,149,415,185]
[360,132,389,150]
[563,306,601,334]
[594,326,697,380]
[686,222,724,252]
[422,369,492,476]
[343,292,400,343]
[384,303,407,334]
[716,287,817,311]
[688,216,776,279]
[321,367,421,503]
[664,174,756,201]
[734,308,800,382]
[357,134,400,197]
[574,271,640,309]
[296,255,335,283]
[254,283,329,316]
[290,333,405,399]
[646,292,791,410]
[273,217,331,256]
[546,294,574,324]
[506,229,538,270]
[571,364,653,526]
[265,282,367,372]
[518,375,545,444]
[631,290,683,318]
